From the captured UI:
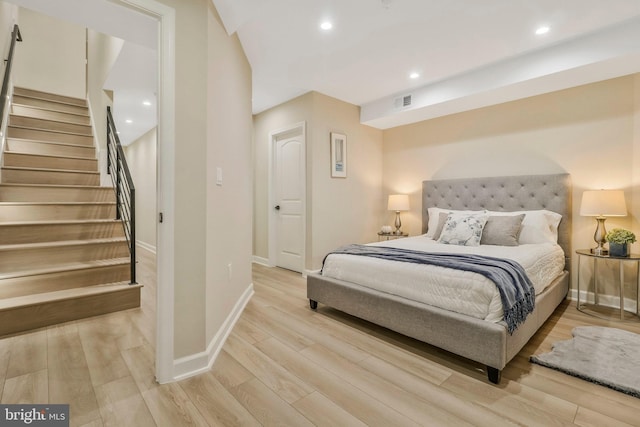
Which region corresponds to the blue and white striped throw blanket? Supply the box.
[322,244,535,334]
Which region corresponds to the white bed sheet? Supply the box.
[321,235,565,323]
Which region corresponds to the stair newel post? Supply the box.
[106,107,111,175]
[116,148,122,220]
[106,106,136,285]
[130,186,136,284]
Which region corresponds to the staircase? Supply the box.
[0,87,141,336]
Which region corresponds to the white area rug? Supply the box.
[530,326,640,398]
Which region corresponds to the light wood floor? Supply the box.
[1,253,640,426]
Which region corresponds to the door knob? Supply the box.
[275,205,280,210]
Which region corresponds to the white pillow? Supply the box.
[426,207,483,238]
[438,211,489,246]
[487,210,561,244]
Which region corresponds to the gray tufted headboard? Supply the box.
[422,174,572,268]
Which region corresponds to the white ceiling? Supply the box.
[7,0,640,135]
[214,0,640,128]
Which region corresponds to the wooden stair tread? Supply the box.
[9,124,93,138]
[13,87,87,107]
[1,166,99,175]
[0,219,121,226]
[0,201,115,206]
[10,113,92,128]
[0,183,110,190]
[11,101,90,118]
[0,237,128,251]
[0,282,142,311]
[4,150,96,161]
[0,258,131,280]
[6,137,95,149]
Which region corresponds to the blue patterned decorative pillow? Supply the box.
[438,212,489,246]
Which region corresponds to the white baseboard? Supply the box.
[136,240,157,254]
[252,256,271,267]
[172,282,254,381]
[569,288,638,312]
[304,268,320,278]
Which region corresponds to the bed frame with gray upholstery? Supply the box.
[307,173,571,383]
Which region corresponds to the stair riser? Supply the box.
[4,139,95,157]
[0,285,140,337]
[10,115,93,136]
[0,241,130,273]
[12,95,88,115]
[0,186,115,202]
[0,204,116,221]
[8,127,94,146]
[13,87,87,107]
[0,222,124,244]
[3,152,98,172]
[11,105,90,125]
[0,264,130,298]
[2,168,100,186]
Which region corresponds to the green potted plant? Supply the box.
[605,228,636,257]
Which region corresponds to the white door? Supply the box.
[274,133,304,272]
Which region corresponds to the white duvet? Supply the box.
[321,235,565,323]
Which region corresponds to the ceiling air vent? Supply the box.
[393,94,412,109]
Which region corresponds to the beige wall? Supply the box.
[383,75,639,291]
[0,1,17,60]
[87,29,124,186]
[124,127,157,250]
[155,0,207,360]
[253,92,384,271]
[13,7,85,98]
[153,0,253,362]
[308,93,384,269]
[205,1,253,346]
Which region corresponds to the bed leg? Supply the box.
[487,366,501,384]
[309,299,318,310]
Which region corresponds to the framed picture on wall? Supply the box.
[330,132,347,178]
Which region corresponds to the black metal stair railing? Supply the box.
[106,106,136,284]
[0,24,22,133]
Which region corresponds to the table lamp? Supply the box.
[579,189,627,255]
[388,194,409,235]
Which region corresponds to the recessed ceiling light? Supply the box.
[142,100,151,106]
[409,72,420,79]
[125,119,133,124]
[320,21,332,31]
[535,26,550,35]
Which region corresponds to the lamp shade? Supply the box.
[580,190,627,217]
[388,194,409,211]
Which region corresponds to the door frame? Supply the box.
[268,121,306,272]
[115,0,175,384]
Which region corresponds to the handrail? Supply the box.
[0,24,22,134]
[106,106,137,284]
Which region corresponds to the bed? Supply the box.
[306,173,571,383]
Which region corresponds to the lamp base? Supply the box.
[394,211,402,235]
[591,217,608,256]
[590,247,609,256]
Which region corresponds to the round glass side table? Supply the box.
[575,249,640,321]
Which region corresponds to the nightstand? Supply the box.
[575,249,640,321]
[377,232,408,241]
